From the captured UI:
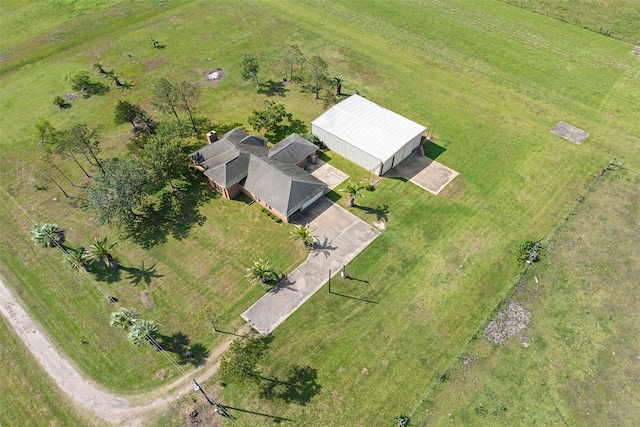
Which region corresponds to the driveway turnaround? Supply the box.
[386,148,459,195]
[241,197,380,335]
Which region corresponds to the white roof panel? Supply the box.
[311,94,427,161]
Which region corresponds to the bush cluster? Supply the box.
[261,207,282,223]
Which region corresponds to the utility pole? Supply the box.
[192,379,232,418]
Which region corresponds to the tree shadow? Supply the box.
[257,79,288,97]
[353,203,389,222]
[259,365,321,406]
[267,119,308,143]
[310,236,337,258]
[120,261,163,286]
[158,332,210,366]
[90,262,122,283]
[83,81,110,98]
[125,174,214,248]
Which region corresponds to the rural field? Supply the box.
[0,0,638,426]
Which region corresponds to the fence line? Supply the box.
[401,159,625,424]
[500,0,638,45]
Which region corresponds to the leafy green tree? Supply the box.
[87,237,118,269]
[53,96,66,109]
[240,54,260,88]
[151,78,181,125]
[343,181,363,207]
[174,81,201,133]
[195,304,224,333]
[142,136,183,189]
[64,70,92,92]
[220,336,267,383]
[63,247,90,271]
[246,259,279,284]
[291,224,314,247]
[306,55,328,99]
[247,100,292,134]
[30,224,65,248]
[114,100,144,129]
[128,319,159,346]
[109,308,138,330]
[35,119,57,144]
[86,159,153,228]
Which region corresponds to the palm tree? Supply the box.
[291,224,314,247]
[109,308,138,330]
[128,319,159,346]
[133,112,157,136]
[87,237,118,269]
[63,247,90,271]
[31,223,65,248]
[245,259,279,284]
[343,182,363,207]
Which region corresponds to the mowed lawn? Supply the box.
[0,0,638,426]
[411,169,640,426]
[0,314,104,426]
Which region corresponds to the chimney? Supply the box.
[206,130,218,144]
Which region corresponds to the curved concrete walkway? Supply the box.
[241,197,380,335]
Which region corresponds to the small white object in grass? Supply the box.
[534,276,539,283]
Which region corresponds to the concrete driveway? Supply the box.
[386,149,458,195]
[241,197,380,335]
[305,158,349,189]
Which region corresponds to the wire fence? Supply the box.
[401,159,625,425]
[500,0,639,45]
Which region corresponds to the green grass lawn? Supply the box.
[499,0,640,44]
[410,168,640,426]
[0,0,638,425]
[0,313,103,426]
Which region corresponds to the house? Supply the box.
[311,94,427,175]
[190,129,327,223]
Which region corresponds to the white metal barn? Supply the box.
[311,94,427,175]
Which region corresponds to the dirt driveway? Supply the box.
[241,197,380,335]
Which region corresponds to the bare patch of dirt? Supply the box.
[144,57,167,71]
[483,299,531,345]
[141,290,154,307]
[64,93,77,100]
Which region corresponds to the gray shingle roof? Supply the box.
[244,157,326,217]
[268,133,317,163]
[191,129,326,218]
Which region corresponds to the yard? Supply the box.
[0,0,638,426]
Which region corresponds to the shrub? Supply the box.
[53,96,66,109]
[304,132,326,150]
[261,207,282,223]
[364,183,375,192]
[513,240,536,264]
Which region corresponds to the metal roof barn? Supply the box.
[311,94,427,175]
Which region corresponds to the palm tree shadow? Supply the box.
[259,364,321,406]
[310,236,336,258]
[90,262,122,283]
[120,261,163,286]
[353,203,389,222]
